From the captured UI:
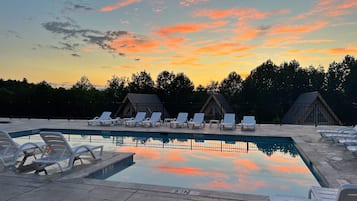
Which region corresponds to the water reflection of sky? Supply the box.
[14,133,319,197]
[109,137,318,197]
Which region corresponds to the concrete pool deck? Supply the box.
[0,118,356,201]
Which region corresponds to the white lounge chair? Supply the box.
[318,125,357,137]
[270,184,357,201]
[142,112,162,127]
[322,132,357,142]
[124,112,146,127]
[0,131,45,167]
[241,116,256,130]
[88,111,113,126]
[100,116,120,126]
[33,132,103,173]
[220,113,236,130]
[187,113,205,129]
[346,146,357,155]
[338,137,357,146]
[170,113,188,128]
[309,184,357,201]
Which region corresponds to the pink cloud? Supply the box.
[101,0,141,12]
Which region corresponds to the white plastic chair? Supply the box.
[271,184,357,201]
[317,125,357,137]
[0,130,45,167]
[241,116,256,130]
[142,112,162,127]
[309,184,357,201]
[220,113,236,130]
[33,132,103,173]
[125,112,146,127]
[187,113,205,129]
[170,113,188,128]
[88,111,112,126]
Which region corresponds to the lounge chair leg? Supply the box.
[35,166,48,175]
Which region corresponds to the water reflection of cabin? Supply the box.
[282,91,341,125]
[115,93,169,118]
[200,93,234,120]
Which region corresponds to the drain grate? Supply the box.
[171,189,200,196]
[171,189,191,195]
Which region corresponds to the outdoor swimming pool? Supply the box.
[13,129,321,197]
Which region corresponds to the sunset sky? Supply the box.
[1,0,356,88]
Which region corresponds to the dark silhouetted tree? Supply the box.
[219,71,243,97]
[128,71,154,93]
[206,80,219,94]
[72,76,94,90]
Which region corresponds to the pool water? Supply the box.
[14,130,320,197]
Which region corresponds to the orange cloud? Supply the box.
[101,0,141,12]
[170,57,201,66]
[194,8,289,27]
[265,36,300,44]
[329,47,357,54]
[165,150,187,162]
[294,0,357,19]
[234,159,259,170]
[235,53,256,59]
[109,35,160,54]
[165,37,187,49]
[190,153,212,161]
[234,28,261,41]
[118,147,161,160]
[264,35,333,48]
[158,165,201,175]
[328,1,357,17]
[157,163,228,179]
[317,0,337,6]
[118,65,137,69]
[194,42,254,56]
[269,21,327,35]
[269,164,310,174]
[200,180,235,190]
[155,21,228,37]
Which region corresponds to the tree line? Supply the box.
[0,55,356,124]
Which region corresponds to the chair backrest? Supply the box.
[176,113,188,123]
[40,132,73,159]
[243,116,255,123]
[0,131,18,155]
[150,112,162,122]
[134,112,146,122]
[223,113,235,123]
[99,111,112,120]
[336,184,357,201]
[192,113,204,123]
